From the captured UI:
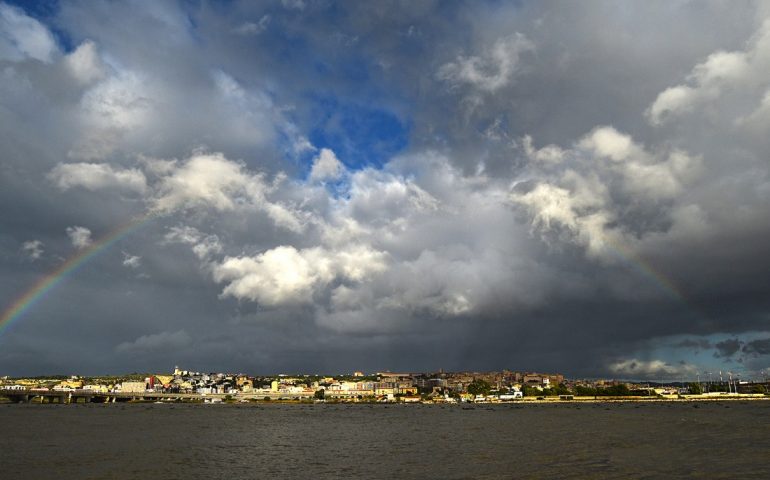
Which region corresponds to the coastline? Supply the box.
[2,393,768,406]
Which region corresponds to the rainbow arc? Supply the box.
[0,216,699,337]
[0,214,153,336]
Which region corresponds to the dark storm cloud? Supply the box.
[714,339,743,359]
[743,338,770,356]
[675,339,713,350]
[1,1,770,379]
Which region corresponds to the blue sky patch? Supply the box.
[307,96,409,170]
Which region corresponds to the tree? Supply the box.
[687,382,703,395]
[522,385,541,397]
[553,383,572,396]
[467,379,492,396]
[603,384,630,396]
[314,389,325,400]
[574,385,597,396]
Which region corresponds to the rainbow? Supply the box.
[601,236,706,322]
[0,214,154,336]
[604,238,688,304]
[0,212,696,338]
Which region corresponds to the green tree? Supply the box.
[574,385,597,396]
[314,389,325,400]
[603,384,631,396]
[553,383,572,396]
[687,382,703,395]
[522,385,541,397]
[467,379,492,396]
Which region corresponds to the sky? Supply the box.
[1,0,769,380]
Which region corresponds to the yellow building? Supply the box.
[154,375,173,386]
[56,380,84,390]
[83,384,109,393]
[120,381,146,393]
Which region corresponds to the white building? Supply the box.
[499,390,523,400]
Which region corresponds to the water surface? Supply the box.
[1,401,768,479]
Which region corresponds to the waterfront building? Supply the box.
[119,381,147,393]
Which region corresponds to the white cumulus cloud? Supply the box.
[309,148,345,182]
[512,126,702,258]
[151,152,304,232]
[163,225,223,260]
[212,245,387,307]
[21,239,43,260]
[66,226,92,249]
[122,251,141,269]
[152,152,266,212]
[646,19,770,125]
[48,162,147,194]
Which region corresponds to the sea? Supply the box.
[1,401,769,479]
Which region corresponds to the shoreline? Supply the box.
[2,394,768,406]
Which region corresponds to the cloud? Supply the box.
[438,33,533,92]
[522,135,565,164]
[608,359,697,380]
[21,240,43,261]
[150,151,305,232]
[162,225,202,245]
[66,226,92,249]
[233,15,270,36]
[81,72,151,130]
[83,73,150,129]
[212,244,387,306]
[63,40,106,85]
[121,252,141,269]
[152,152,263,212]
[512,181,608,256]
[578,127,637,162]
[188,151,562,333]
[742,338,770,356]
[309,148,345,182]
[115,330,192,353]
[74,70,152,159]
[714,338,743,358]
[0,2,58,63]
[675,338,712,351]
[163,225,223,260]
[48,162,148,194]
[578,126,701,199]
[210,70,274,146]
[510,126,702,258]
[2,1,770,376]
[647,50,750,125]
[281,0,305,11]
[646,19,770,125]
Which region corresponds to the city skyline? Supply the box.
[1,1,770,379]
